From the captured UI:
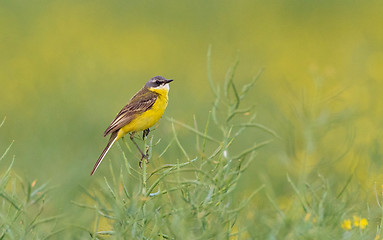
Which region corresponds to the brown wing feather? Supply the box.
[103,87,158,136]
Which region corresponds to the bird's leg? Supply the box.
[138,146,150,168]
[142,128,150,140]
[129,132,149,168]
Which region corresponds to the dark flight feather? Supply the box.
[90,131,118,175]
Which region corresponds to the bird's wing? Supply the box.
[103,87,158,136]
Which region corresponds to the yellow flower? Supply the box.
[353,216,368,229]
[341,219,352,231]
[374,235,380,240]
[359,218,368,229]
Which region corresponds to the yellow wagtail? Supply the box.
[90,76,173,175]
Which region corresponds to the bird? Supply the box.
[90,76,173,175]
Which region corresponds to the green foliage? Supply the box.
[0,119,61,240]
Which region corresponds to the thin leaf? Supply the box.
[207,45,217,97]
[171,121,190,161]
[0,140,14,162]
[240,67,264,99]
[0,192,20,210]
[336,172,353,199]
[234,123,282,140]
[168,118,221,144]
[233,140,271,160]
[286,174,309,212]
[104,177,117,200]
[0,117,6,128]
[227,184,265,213]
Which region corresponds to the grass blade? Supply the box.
[207,45,217,97]
[168,118,221,144]
[233,140,271,160]
[0,140,14,162]
[171,121,190,161]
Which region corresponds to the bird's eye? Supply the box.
[156,80,160,85]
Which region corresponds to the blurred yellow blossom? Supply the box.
[304,213,311,222]
[304,213,317,223]
[353,216,368,229]
[359,218,368,229]
[341,219,352,231]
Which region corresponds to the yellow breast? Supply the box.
[117,87,169,139]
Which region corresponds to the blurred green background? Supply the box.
[1,0,383,231]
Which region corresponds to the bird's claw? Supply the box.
[142,128,150,140]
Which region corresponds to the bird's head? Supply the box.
[145,76,173,91]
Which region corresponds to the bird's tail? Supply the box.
[91,132,118,176]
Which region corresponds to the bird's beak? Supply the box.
[165,79,174,84]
